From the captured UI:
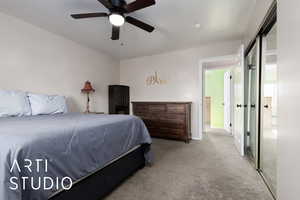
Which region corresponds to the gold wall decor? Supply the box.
[146,71,167,86]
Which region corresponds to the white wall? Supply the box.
[278,1,300,199]
[0,12,119,113]
[120,41,241,139]
[243,0,274,47]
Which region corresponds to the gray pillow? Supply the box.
[0,90,31,117]
[28,93,68,115]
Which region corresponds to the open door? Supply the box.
[224,70,232,133]
[233,45,245,156]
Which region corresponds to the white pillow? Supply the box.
[28,93,68,115]
[0,90,31,117]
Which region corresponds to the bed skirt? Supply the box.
[49,144,148,200]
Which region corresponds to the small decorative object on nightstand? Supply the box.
[81,81,95,113]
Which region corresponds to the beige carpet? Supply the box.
[105,132,273,200]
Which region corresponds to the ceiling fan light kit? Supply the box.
[109,13,125,26]
[71,0,156,40]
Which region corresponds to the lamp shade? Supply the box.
[81,81,95,93]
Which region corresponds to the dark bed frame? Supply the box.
[49,144,148,200]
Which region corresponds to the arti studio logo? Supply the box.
[9,159,73,191]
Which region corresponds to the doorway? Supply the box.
[202,59,236,135]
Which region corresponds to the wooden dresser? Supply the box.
[132,102,192,143]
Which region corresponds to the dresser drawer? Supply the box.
[148,104,166,113]
[148,127,185,138]
[134,113,152,119]
[133,104,148,113]
[159,114,185,121]
[166,104,186,114]
[142,116,185,127]
[143,119,160,128]
[159,119,185,129]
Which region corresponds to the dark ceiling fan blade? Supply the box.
[124,0,155,13]
[97,0,114,9]
[71,13,108,19]
[111,26,120,40]
[126,16,155,32]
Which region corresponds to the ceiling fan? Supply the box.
[71,0,156,40]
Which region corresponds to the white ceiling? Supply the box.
[0,0,256,60]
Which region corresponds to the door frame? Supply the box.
[198,55,238,139]
[224,70,234,134]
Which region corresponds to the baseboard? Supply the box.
[192,137,202,140]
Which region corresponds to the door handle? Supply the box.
[251,104,255,108]
[237,104,242,108]
[248,64,256,70]
[264,105,269,108]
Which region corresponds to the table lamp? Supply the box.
[81,81,95,113]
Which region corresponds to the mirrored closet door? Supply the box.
[260,23,277,196]
[245,41,260,167]
[244,2,277,198]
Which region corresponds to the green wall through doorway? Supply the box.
[205,69,226,128]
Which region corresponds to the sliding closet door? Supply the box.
[245,41,260,167]
[260,24,277,195]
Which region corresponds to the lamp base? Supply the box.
[85,92,91,114]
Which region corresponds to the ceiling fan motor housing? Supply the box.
[111,0,127,8]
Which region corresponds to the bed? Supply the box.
[0,113,152,200]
